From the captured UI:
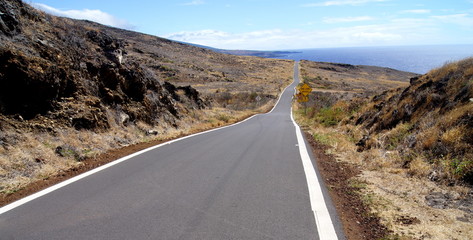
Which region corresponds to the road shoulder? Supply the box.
[304,131,389,240]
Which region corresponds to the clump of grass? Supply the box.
[316,107,345,126]
[381,123,412,150]
[441,126,464,147]
[312,132,336,145]
[407,156,432,178]
[444,155,473,181]
[314,101,350,127]
[216,114,231,123]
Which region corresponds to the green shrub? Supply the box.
[448,157,473,181]
[384,123,412,150]
[312,133,334,145]
[316,106,346,127]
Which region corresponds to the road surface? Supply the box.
[0,62,344,239]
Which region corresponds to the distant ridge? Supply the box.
[215,49,302,58]
[173,40,301,58]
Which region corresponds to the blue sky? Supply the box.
[31,0,473,50]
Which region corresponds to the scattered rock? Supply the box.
[356,135,370,152]
[455,191,473,215]
[410,76,420,84]
[426,191,473,219]
[425,192,453,209]
[396,215,420,225]
[0,0,22,36]
[55,145,84,161]
[405,133,417,148]
[146,130,159,136]
[428,170,440,182]
[118,112,130,125]
[457,214,473,223]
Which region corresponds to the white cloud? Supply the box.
[167,29,229,41]
[302,0,389,7]
[158,7,472,50]
[351,31,401,41]
[180,0,205,6]
[165,29,290,49]
[431,14,473,27]
[31,3,134,29]
[164,19,436,50]
[164,11,473,50]
[401,9,431,14]
[323,16,374,23]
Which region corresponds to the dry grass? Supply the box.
[419,127,440,150]
[360,170,472,240]
[294,58,473,239]
[295,109,473,239]
[407,156,432,178]
[379,122,412,150]
[299,60,414,97]
[411,103,473,181]
[295,115,473,240]
[441,126,464,146]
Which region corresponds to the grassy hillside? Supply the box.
[354,58,473,183]
[295,58,473,239]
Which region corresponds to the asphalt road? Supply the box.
[0,62,344,240]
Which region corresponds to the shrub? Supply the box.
[315,102,350,127]
[216,114,231,123]
[312,133,335,145]
[382,123,412,150]
[316,107,344,126]
[446,156,473,182]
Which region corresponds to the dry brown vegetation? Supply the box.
[354,58,473,183]
[0,0,293,201]
[300,60,412,95]
[295,58,473,239]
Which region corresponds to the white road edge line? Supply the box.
[291,61,338,240]
[291,110,339,240]
[0,76,293,215]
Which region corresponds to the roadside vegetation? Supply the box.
[295,58,473,239]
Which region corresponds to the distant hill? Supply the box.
[175,41,301,58]
[214,49,301,58]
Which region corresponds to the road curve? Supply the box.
[0,62,344,239]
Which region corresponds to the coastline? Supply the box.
[225,44,473,74]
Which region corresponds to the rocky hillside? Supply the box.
[0,0,206,130]
[0,0,293,198]
[354,58,473,183]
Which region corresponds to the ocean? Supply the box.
[276,45,473,74]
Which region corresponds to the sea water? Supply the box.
[277,45,473,74]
